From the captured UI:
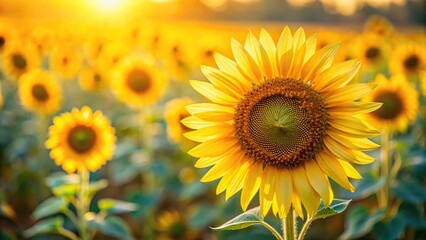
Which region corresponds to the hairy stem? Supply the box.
[282,209,297,240]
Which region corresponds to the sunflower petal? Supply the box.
[275,168,292,218]
[314,60,361,92]
[241,161,263,211]
[226,160,250,200]
[324,83,376,106]
[260,166,277,217]
[259,28,279,76]
[189,80,239,106]
[301,44,339,83]
[305,160,333,207]
[291,166,320,216]
[316,151,355,192]
[231,38,262,84]
[184,125,234,142]
[213,53,252,90]
[200,65,246,98]
[188,137,237,158]
[338,160,362,179]
[200,147,244,182]
[181,116,220,130]
[245,31,272,79]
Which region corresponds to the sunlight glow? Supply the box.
[95,0,123,12]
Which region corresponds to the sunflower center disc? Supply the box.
[365,47,380,61]
[94,73,101,83]
[0,36,5,48]
[31,84,49,102]
[127,68,151,93]
[234,78,328,168]
[12,53,27,69]
[372,91,403,120]
[403,55,419,72]
[68,125,96,153]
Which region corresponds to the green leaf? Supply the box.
[98,198,138,214]
[24,216,63,238]
[88,215,133,240]
[314,199,351,220]
[32,197,68,221]
[211,206,263,231]
[392,177,426,204]
[341,173,385,200]
[52,184,79,197]
[46,172,79,189]
[88,179,108,196]
[396,202,426,229]
[339,206,385,240]
[211,206,283,240]
[372,216,405,240]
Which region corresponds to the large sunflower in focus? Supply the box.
[389,43,425,78]
[184,27,380,219]
[363,74,419,133]
[19,69,62,115]
[45,106,116,173]
[111,57,166,108]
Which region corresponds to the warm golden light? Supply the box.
[94,0,123,12]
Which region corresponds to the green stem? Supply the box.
[57,227,79,240]
[297,217,313,240]
[64,208,79,228]
[282,209,296,240]
[78,167,90,240]
[379,130,390,209]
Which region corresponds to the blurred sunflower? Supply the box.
[2,40,40,80]
[355,34,389,72]
[0,21,16,52]
[29,26,56,56]
[389,43,426,78]
[97,42,129,71]
[78,65,108,92]
[364,15,393,38]
[18,69,62,115]
[50,43,83,80]
[156,210,198,240]
[45,106,116,173]
[164,98,195,146]
[184,27,380,219]
[363,74,419,133]
[111,57,166,108]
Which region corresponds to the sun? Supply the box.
[95,0,123,12]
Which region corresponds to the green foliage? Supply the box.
[32,197,68,221]
[98,198,138,214]
[24,216,64,238]
[341,173,386,200]
[88,216,134,240]
[314,199,351,220]
[340,206,386,240]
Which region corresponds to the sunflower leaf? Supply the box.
[88,215,133,240]
[314,199,351,220]
[32,197,68,221]
[23,216,63,238]
[211,207,283,240]
[98,198,138,214]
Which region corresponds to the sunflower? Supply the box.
[184,27,380,219]
[389,43,426,78]
[2,40,40,81]
[156,210,198,240]
[363,74,419,133]
[355,34,389,72]
[45,106,116,173]
[111,57,167,108]
[364,15,393,38]
[164,98,195,146]
[49,43,83,80]
[18,69,62,115]
[78,65,108,92]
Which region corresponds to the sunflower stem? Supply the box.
[78,167,90,240]
[378,130,390,209]
[297,216,313,240]
[282,209,297,240]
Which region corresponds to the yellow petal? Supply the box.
[200,147,244,182]
[188,137,237,158]
[260,166,278,217]
[189,80,239,106]
[316,151,355,192]
[240,161,263,211]
[327,102,382,116]
[259,28,279,76]
[301,44,339,83]
[327,130,380,151]
[213,52,252,90]
[184,125,234,142]
[305,160,333,207]
[231,38,262,84]
[338,160,362,179]
[292,193,304,220]
[288,42,306,79]
[324,83,376,106]
[304,33,317,63]
[200,65,245,98]
[291,166,320,216]
[181,116,220,130]
[275,168,292,218]
[313,60,361,92]
[226,160,250,200]
[244,31,272,79]
[329,116,380,138]
[292,27,306,51]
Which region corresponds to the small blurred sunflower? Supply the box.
[111,57,167,108]
[49,43,83,80]
[29,26,56,56]
[355,34,389,72]
[18,69,62,115]
[164,98,195,146]
[363,74,419,133]
[97,42,129,71]
[156,210,198,240]
[45,106,116,173]
[2,40,40,80]
[389,43,426,78]
[364,15,393,38]
[78,65,108,92]
[184,27,380,219]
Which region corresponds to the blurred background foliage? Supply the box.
[0,0,425,239]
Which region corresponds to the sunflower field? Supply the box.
[0,1,425,240]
